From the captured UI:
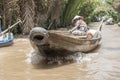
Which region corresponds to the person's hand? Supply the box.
[86,33,93,39]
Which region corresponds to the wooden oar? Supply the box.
[1,19,22,35]
[92,19,104,38]
[98,19,104,31]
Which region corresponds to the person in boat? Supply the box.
[69,15,88,36]
[69,15,99,39]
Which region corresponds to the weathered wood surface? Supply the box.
[48,30,101,52]
[29,27,102,54]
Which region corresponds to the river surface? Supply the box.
[0,23,120,80]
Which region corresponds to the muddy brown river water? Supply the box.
[0,23,120,80]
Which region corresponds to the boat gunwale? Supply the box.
[0,40,13,47]
[48,32,101,45]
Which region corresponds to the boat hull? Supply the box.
[0,33,14,47]
[0,41,13,47]
[48,31,101,52]
[29,27,102,53]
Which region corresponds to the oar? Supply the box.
[1,19,22,35]
[98,19,104,31]
[93,19,104,38]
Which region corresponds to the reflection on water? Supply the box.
[0,24,120,80]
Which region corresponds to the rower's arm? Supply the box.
[69,26,77,32]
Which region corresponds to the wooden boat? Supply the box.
[48,30,101,52]
[30,28,102,54]
[48,20,103,52]
[0,19,21,47]
[29,20,103,55]
[0,33,14,47]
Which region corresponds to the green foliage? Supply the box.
[89,0,120,22]
[61,0,100,26]
[78,1,98,23]
[90,11,104,22]
[107,10,119,22]
[61,0,85,26]
[0,0,101,34]
[2,0,119,34]
[91,9,119,22]
[106,0,113,5]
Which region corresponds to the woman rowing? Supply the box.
[69,15,100,39]
[69,15,88,36]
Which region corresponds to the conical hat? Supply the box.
[73,15,80,19]
[73,15,83,20]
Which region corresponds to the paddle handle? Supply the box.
[98,19,104,31]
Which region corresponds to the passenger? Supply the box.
[69,15,88,36]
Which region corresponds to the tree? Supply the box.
[34,0,63,29]
[18,0,35,34]
[0,0,19,31]
[0,0,101,34]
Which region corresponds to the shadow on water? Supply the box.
[32,61,74,69]
[32,52,85,69]
[25,40,101,69]
[27,52,83,69]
